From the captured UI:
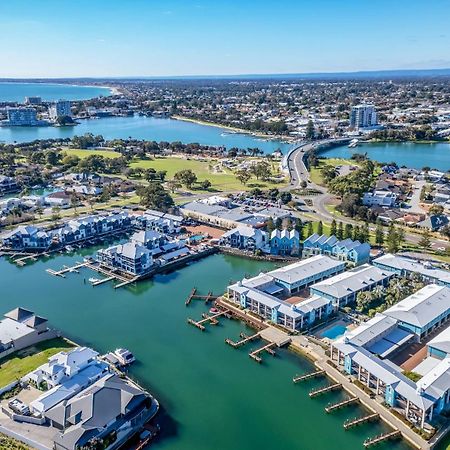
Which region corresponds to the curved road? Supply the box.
[286,141,450,250]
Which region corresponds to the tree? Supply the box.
[336,221,344,240]
[251,161,271,180]
[235,170,251,185]
[306,222,313,237]
[305,120,315,140]
[294,218,304,240]
[352,225,360,241]
[317,221,323,235]
[200,179,212,190]
[418,229,432,249]
[344,223,353,239]
[136,184,174,211]
[166,180,182,193]
[300,180,308,189]
[266,217,276,234]
[330,219,337,237]
[375,220,385,246]
[359,223,370,243]
[174,169,197,189]
[51,206,61,223]
[429,204,444,216]
[386,223,401,253]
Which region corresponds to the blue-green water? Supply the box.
[320,324,347,340]
[0,82,111,102]
[320,142,450,171]
[0,252,410,450]
[0,115,292,153]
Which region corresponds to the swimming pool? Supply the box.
[320,324,347,340]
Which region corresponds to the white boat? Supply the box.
[348,139,359,148]
[114,348,136,366]
[88,277,100,283]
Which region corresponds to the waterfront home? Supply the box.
[137,209,183,234]
[220,226,267,251]
[373,253,450,287]
[383,285,450,340]
[25,347,100,389]
[302,234,370,265]
[331,287,450,430]
[45,191,71,208]
[310,264,394,308]
[48,373,157,450]
[98,242,153,276]
[362,190,398,207]
[131,229,167,250]
[269,229,300,256]
[0,307,57,360]
[1,225,52,250]
[226,256,345,330]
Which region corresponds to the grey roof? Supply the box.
[4,307,34,322]
[417,358,450,399]
[344,314,398,347]
[311,265,393,300]
[269,255,345,285]
[428,326,450,355]
[49,374,147,450]
[373,253,450,285]
[383,285,450,328]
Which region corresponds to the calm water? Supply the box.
[0,115,292,153]
[320,142,450,171]
[0,82,111,103]
[0,252,410,450]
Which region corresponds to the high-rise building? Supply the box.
[49,100,72,120]
[6,107,39,126]
[25,96,42,105]
[350,104,377,129]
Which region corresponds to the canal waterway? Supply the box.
[0,82,111,103]
[0,251,412,450]
[319,141,450,171]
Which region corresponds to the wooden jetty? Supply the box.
[344,413,380,430]
[91,276,115,286]
[293,370,325,383]
[309,383,342,398]
[325,396,358,413]
[249,342,276,363]
[225,332,260,348]
[185,288,197,305]
[363,430,401,447]
[187,309,231,331]
[185,289,217,306]
[46,261,89,277]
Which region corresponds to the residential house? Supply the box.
[220,226,267,251]
[269,229,300,255]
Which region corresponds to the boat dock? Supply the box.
[185,289,217,306]
[344,413,380,430]
[46,261,89,277]
[309,383,342,398]
[325,396,359,413]
[187,309,231,331]
[363,430,401,447]
[293,370,325,383]
[249,342,276,363]
[225,331,260,348]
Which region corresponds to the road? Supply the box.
[286,141,450,250]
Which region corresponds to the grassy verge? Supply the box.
[0,338,75,388]
[0,434,30,450]
[310,158,359,186]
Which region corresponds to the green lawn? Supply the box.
[63,148,122,159]
[131,157,287,193]
[0,338,74,388]
[310,158,359,186]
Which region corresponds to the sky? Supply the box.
[1,0,449,78]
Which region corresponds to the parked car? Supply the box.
[8,399,30,416]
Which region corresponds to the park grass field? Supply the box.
[310,157,359,185]
[63,148,122,159]
[130,156,288,192]
[0,338,74,388]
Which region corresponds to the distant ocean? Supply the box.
[0,82,111,102]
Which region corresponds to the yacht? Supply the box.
[114,348,136,366]
[88,277,100,283]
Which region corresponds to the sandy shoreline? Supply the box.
[171,115,294,143]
